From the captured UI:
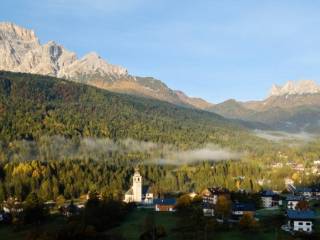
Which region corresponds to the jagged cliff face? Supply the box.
[0,22,128,78]
[269,80,320,97]
[0,22,212,109]
[0,22,40,70]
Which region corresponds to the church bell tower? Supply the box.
[133,167,142,202]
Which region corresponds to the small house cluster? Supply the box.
[281,186,319,234]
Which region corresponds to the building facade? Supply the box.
[154,199,176,212]
[124,168,154,204]
[286,195,304,210]
[286,210,315,233]
[261,190,280,208]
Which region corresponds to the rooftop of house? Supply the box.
[142,186,152,195]
[287,210,316,220]
[154,198,176,205]
[261,190,277,197]
[295,187,312,193]
[286,195,304,201]
[202,187,229,196]
[232,203,255,212]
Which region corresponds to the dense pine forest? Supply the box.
[0,71,320,202]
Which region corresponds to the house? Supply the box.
[2,198,23,214]
[295,187,312,199]
[188,192,198,199]
[0,211,4,222]
[286,195,304,210]
[231,203,255,220]
[313,160,320,165]
[201,187,229,205]
[285,210,315,233]
[60,202,80,217]
[261,190,280,208]
[312,187,320,198]
[202,202,215,217]
[201,187,229,217]
[154,199,176,212]
[44,200,56,210]
[124,167,154,204]
[0,211,10,223]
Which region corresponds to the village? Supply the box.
[1,167,320,239]
[123,168,320,235]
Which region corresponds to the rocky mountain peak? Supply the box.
[0,22,38,43]
[0,22,211,109]
[61,51,128,78]
[269,80,320,96]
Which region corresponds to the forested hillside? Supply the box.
[0,71,319,203]
[0,71,261,148]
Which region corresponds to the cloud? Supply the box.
[6,136,242,165]
[253,130,317,142]
[150,145,243,165]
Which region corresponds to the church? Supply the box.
[124,168,154,204]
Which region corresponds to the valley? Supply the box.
[0,15,320,240]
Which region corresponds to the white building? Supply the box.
[286,195,304,210]
[261,190,280,208]
[201,187,229,217]
[286,210,315,233]
[124,168,153,204]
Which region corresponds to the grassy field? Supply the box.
[108,208,178,239]
[0,214,67,240]
[1,208,318,240]
[108,208,294,240]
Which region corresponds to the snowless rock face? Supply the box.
[270,80,320,96]
[0,22,40,70]
[0,22,213,109]
[0,22,128,78]
[59,52,128,80]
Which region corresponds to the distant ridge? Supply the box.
[208,81,320,133]
[269,80,320,97]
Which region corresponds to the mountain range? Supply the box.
[1,22,320,133]
[208,80,320,132]
[0,22,212,110]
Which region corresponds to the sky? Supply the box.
[2,0,320,103]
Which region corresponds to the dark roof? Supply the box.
[312,187,320,192]
[287,210,316,220]
[232,203,255,212]
[154,198,176,205]
[296,187,312,193]
[261,190,277,197]
[203,187,229,196]
[286,195,304,201]
[142,186,151,195]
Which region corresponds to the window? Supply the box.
[306,222,311,226]
[298,222,303,225]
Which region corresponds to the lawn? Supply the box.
[0,214,67,240]
[108,208,294,240]
[108,208,178,240]
[1,208,317,240]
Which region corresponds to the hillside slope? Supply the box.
[0,71,264,149]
